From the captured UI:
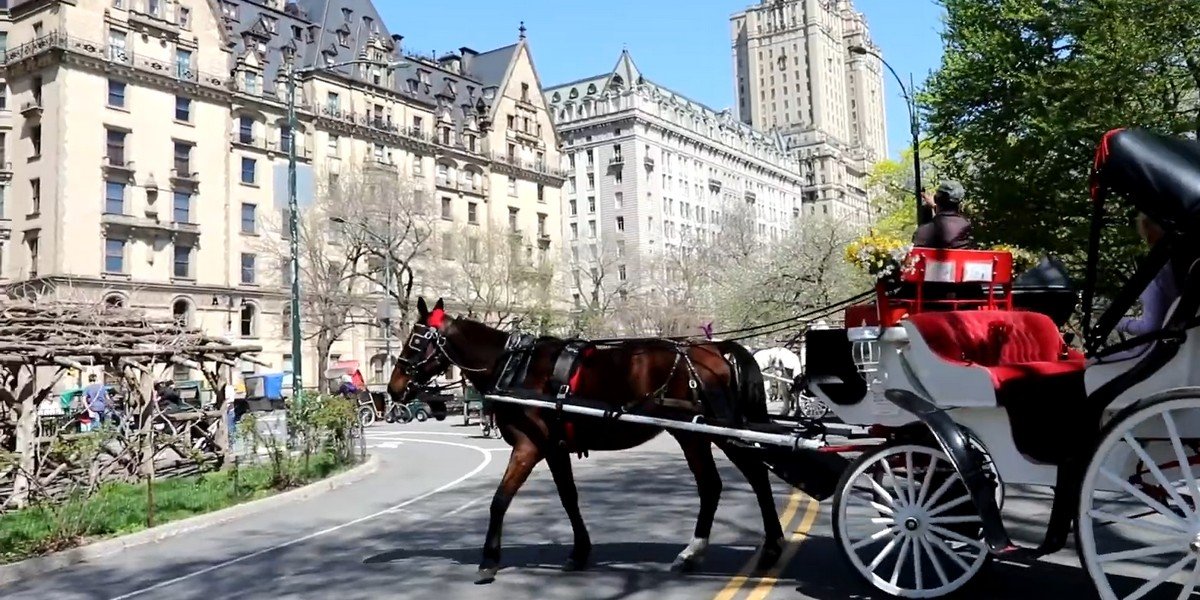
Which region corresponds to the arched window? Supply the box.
[370,353,390,383]
[172,298,193,328]
[103,293,126,311]
[239,303,258,338]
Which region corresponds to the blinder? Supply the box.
[398,323,448,383]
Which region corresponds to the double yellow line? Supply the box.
[713,490,821,600]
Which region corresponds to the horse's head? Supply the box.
[388,297,453,404]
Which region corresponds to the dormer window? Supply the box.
[263,17,277,33]
[342,8,352,20]
[292,26,302,40]
[337,31,349,46]
[417,70,430,85]
[406,79,419,93]
[521,83,529,102]
[221,1,238,20]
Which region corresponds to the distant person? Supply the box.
[1107,213,1181,362]
[82,374,110,425]
[913,180,973,250]
[337,374,359,398]
[156,380,184,412]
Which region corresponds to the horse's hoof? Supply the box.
[670,555,699,573]
[755,539,786,570]
[475,567,499,584]
[562,556,589,572]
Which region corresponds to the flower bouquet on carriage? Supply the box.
[843,232,915,286]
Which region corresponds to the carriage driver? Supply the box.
[913,180,973,250]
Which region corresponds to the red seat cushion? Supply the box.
[907,310,1085,389]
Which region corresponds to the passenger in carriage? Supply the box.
[1116,212,1180,341]
[912,180,973,250]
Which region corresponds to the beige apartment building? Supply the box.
[731,0,886,224]
[0,0,565,387]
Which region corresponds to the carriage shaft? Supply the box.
[482,393,824,451]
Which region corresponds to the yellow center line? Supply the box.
[713,490,805,600]
[745,497,821,600]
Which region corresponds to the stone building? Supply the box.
[731,0,887,223]
[546,51,806,311]
[0,0,565,386]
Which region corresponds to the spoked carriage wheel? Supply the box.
[1078,394,1200,600]
[796,392,830,420]
[833,443,995,598]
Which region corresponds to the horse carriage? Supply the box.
[389,128,1200,598]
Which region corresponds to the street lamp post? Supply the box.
[849,45,925,225]
[284,57,407,403]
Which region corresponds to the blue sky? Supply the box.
[377,1,945,159]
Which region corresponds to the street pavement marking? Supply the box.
[109,437,495,600]
[745,497,821,600]
[713,490,805,600]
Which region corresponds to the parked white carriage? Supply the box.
[804,128,1200,599]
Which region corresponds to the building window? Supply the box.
[175,96,191,121]
[441,197,452,220]
[107,79,126,108]
[175,48,192,79]
[178,6,192,28]
[173,141,192,175]
[30,179,40,214]
[31,125,42,157]
[521,83,530,102]
[240,157,256,184]
[173,245,193,279]
[105,129,126,165]
[238,116,254,144]
[537,213,547,237]
[586,174,594,190]
[569,199,577,216]
[588,220,596,238]
[104,238,125,273]
[618,265,626,281]
[467,202,477,224]
[537,184,545,202]
[616,216,625,231]
[615,192,623,209]
[240,253,256,284]
[104,180,126,214]
[588,196,596,213]
[240,203,257,234]
[569,223,577,240]
[26,235,38,277]
[508,176,517,196]
[172,191,191,223]
[172,299,192,327]
[615,170,623,184]
[240,303,257,337]
[108,29,128,62]
[441,233,453,258]
[508,207,519,232]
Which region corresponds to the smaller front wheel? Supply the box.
[833,443,992,598]
[357,405,376,428]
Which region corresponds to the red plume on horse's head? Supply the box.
[416,297,447,329]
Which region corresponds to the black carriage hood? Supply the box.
[1093,128,1200,232]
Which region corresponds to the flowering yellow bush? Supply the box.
[990,244,1040,274]
[845,233,913,280]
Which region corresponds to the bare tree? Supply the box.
[262,166,434,391]
[449,227,557,329]
[564,238,637,336]
[624,234,717,337]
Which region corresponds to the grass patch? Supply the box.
[0,451,352,564]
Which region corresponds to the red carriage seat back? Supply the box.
[907,310,1084,388]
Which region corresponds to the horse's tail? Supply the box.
[716,340,768,424]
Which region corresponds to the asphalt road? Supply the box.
[0,419,1149,600]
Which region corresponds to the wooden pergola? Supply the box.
[0,300,264,509]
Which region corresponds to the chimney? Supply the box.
[459,46,478,72]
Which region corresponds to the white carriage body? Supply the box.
[815,311,1200,492]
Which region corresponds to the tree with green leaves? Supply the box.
[922,0,1200,288]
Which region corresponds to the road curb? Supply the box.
[0,453,381,587]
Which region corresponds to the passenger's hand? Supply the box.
[921,190,936,208]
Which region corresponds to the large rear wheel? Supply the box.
[1078,394,1200,600]
[833,443,992,598]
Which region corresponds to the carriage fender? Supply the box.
[882,388,1017,556]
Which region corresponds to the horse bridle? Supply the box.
[397,323,488,388]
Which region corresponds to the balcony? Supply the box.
[231,132,264,150]
[170,167,199,187]
[102,155,136,178]
[609,154,624,166]
[364,156,398,172]
[644,157,655,171]
[20,99,43,118]
[0,161,11,181]
[101,212,199,239]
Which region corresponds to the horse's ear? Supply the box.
[416,297,429,316]
[434,298,445,311]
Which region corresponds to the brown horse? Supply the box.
[388,297,789,583]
